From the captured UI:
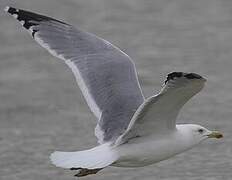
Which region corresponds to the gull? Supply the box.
[4,6,223,177]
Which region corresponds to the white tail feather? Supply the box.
[50,143,117,169]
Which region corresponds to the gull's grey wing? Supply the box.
[5,6,145,144]
[116,72,206,145]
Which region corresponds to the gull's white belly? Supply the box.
[112,133,194,167]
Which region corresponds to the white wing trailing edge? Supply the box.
[116,72,206,145]
[5,6,145,144]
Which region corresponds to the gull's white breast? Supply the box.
[112,128,196,167]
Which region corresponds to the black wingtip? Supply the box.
[183,73,202,79]
[4,6,21,19]
[165,72,203,84]
[4,6,40,38]
[4,6,69,38]
[165,72,183,84]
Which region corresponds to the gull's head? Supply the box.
[178,124,223,144]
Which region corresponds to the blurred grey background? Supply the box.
[0,0,231,179]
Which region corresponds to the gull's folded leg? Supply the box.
[72,168,103,177]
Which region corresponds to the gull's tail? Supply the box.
[50,143,117,176]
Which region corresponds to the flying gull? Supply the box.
[4,6,223,177]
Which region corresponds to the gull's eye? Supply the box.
[198,129,204,134]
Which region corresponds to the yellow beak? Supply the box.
[207,131,223,139]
